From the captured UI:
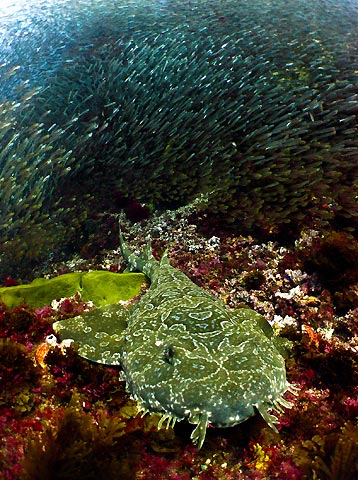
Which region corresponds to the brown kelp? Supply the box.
[1,0,358,277]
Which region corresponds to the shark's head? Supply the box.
[119,298,291,449]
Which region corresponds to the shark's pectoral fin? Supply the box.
[53,303,129,365]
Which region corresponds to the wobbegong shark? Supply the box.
[53,232,296,449]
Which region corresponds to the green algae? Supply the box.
[0,271,146,308]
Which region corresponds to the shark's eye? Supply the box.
[163,345,175,365]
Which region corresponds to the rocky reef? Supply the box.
[0,211,357,479]
[1,0,358,277]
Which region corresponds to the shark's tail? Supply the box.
[119,227,159,279]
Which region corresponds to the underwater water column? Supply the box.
[0,0,358,277]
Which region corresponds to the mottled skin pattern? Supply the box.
[54,235,294,449]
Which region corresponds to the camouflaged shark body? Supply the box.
[54,234,295,449]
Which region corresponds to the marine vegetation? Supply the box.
[0,270,146,308]
[0,338,41,410]
[1,0,358,277]
[21,393,145,480]
[54,232,295,449]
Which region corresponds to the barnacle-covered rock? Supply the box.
[1,0,358,276]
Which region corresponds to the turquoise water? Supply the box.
[1,0,357,98]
